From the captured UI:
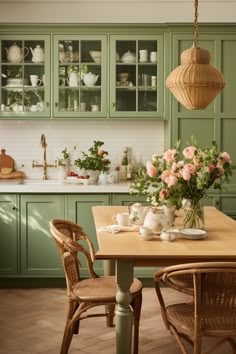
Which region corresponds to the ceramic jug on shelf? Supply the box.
[83,72,99,86]
[67,72,80,87]
[5,42,29,63]
[128,202,149,226]
[30,45,45,63]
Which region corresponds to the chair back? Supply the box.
[50,219,98,293]
[154,262,236,335]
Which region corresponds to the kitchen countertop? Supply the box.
[0,179,131,193]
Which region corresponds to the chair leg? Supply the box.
[193,338,201,354]
[105,304,116,327]
[131,292,142,354]
[60,300,77,354]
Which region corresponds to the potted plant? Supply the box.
[74,140,110,181]
[57,146,76,179]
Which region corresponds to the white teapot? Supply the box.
[30,45,44,63]
[5,42,29,63]
[128,202,149,226]
[143,207,166,234]
[83,72,99,86]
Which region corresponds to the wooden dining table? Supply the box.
[92,205,236,354]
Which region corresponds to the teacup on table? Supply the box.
[112,212,129,227]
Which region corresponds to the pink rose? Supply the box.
[98,149,104,156]
[208,163,216,173]
[219,152,231,165]
[166,175,178,187]
[146,161,158,177]
[183,146,196,159]
[182,169,191,181]
[216,164,224,176]
[160,170,170,181]
[184,163,196,175]
[171,162,178,172]
[159,189,170,199]
[163,149,177,163]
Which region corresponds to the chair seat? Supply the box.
[167,303,236,337]
[71,276,142,302]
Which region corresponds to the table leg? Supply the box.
[104,260,116,326]
[116,260,134,354]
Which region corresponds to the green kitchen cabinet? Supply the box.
[0,194,18,276]
[109,34,166,119]
[20,194,65,276]
[170,32,236,208]
[66,194,110,276]
[0,34,51,119]
[53,34,107,118]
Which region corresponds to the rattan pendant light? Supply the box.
[166,0,225,110]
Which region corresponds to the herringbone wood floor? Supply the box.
[0,287,233,354]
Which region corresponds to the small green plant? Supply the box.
[74,141,110,172]
[57,146,76,166]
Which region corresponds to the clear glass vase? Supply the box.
[183,199,205,229]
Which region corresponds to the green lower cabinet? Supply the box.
[66,194,110,276]
[20,194,65,276]
[111,193,149,206]
[0,194,18,276]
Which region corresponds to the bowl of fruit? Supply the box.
[66,172,80,184]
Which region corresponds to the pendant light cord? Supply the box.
[194,0,199,48]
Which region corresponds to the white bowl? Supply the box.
[89,51,101,64]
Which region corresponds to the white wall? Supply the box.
[0,0,235,23]
[0,120,164,179]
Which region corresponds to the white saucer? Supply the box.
[179,229,207,240]
[138,233,154,241]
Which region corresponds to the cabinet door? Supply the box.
[111,193,149,206]
[20,195,65,276]
[0,194,18,275]
[66,194,110,276]
[0,35,50,118]
[110,34,164,118]
[53,35,107,118]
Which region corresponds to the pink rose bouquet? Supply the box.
[130,137,233,220]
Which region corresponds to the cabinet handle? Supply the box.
[12,205,16,210]
[46,102,49,107]
[55,102,58,108]
[112,102,116,108]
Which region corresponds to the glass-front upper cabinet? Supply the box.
[53,35,107,118]
[110,35,164,118]
[0,35,50,118]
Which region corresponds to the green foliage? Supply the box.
[74,141,111,172]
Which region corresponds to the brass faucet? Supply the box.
[32,134,57,180]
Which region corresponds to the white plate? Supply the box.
[179,228,207,240]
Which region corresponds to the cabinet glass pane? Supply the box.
[115,39,158,113]
[1,39,46,113]
[57,39,102,113]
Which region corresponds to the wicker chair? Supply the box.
[154,262,236,354]
[50,219,142,354]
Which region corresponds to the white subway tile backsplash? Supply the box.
[0,120,164,179]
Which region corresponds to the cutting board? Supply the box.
[0,149,14,170]
[0,149,25,179]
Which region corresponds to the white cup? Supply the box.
[139,226,153,236]
[112,212,129,227]
[30,104,38,112]
[150,51,157,63]
[80,102,86,112]
[30,75,42,87]
[139,49,148,62]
